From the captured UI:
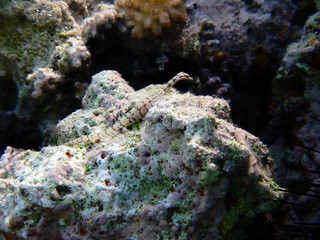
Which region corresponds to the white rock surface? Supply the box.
[0,70,280,239]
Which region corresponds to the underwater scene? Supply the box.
[0,0,319,239]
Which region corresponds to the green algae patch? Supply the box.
[0,12,54,79]
[220,173,279,240]
[0,1,73,81]
[200,163,221,186]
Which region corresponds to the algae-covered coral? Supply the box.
[116,0,187,38]
[0,0,74,79]
[0,0,90,121]
[268,11,320,231]
[0,0,93,151]
[0,70,282,239]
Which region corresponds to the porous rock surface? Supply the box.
[0,70,280,239]
[271,11,320,185]
[269,11,320,231]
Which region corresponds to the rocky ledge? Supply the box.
[0,70,281,239]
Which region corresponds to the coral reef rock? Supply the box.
[271,11,320,185]
[269,11,320,232]
[0,70,281,239]
[0,0,92,152]
[183,0,296,131]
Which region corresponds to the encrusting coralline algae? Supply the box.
[0,70,282,239]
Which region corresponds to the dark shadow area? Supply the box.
[229,61,276,145]
[0,54,18,111]
[0,113,43,154]
[0,75,17,111]
[292,0,317,26]
[86,24,198,93]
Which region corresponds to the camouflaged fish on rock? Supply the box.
[64,72,193,146]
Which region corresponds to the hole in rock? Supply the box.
[0,113,43,154]
[0,57,18,111]
[56,185,72,197]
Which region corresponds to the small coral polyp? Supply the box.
[116,0,187,38]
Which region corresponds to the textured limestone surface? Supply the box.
[0,70,280,239]
[269,11,320,230]
[271,11,320,182]
[0,0,90,108]
[0,0,94,152]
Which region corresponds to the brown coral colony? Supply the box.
[116,0,187,38]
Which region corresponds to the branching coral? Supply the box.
[116,0,187,38]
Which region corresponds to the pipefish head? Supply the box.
[174,72,193,82]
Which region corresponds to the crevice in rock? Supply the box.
[0,113,43,154]
[0,56,18,111]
